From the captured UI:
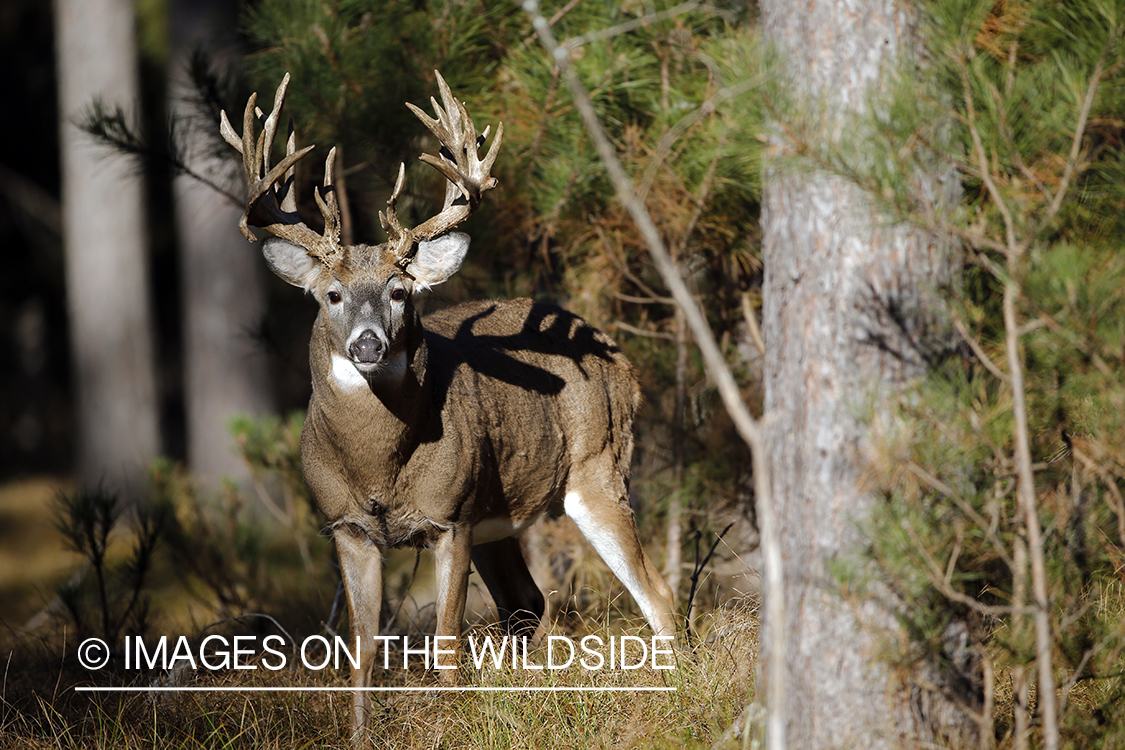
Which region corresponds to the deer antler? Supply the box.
[381,71,504,265]
[219,74,344,269]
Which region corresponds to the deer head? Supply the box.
[219,72,503,378]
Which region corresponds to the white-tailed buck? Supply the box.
[220,73,675,734]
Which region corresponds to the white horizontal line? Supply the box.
[75,686,675,693]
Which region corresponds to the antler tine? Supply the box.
[259,75,289,176]
[314,147,342,250]
[434,71,466,146]
[219,101,245,154]
[218,74,344,266]
[379,163,409,251]
[279,119,299,214]
[478,120,504,179]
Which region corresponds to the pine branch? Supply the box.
[77,99,242,206]
[1038,50,1110,233]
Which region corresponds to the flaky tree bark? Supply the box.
[56,0,160,496]
[169,0,273,487]
[759,1,969,746]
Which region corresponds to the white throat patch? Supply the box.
[369,351,407,385]
[329,351,408,392]
[330,353,369,392]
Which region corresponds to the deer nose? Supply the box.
[349,330,384,364]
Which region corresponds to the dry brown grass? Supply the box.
[0,602,759,749]
[0,475,760,749]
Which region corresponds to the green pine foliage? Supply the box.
[52,486,171,643]
[484,2,764,554]
[829,0,1125,745]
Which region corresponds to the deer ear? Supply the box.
[262,237,322,289]
[407,232,470,288]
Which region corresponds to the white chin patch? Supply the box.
[365,351,406,386]
[330,352,408,392]
[330,353,369,391]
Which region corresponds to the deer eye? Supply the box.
[390,288,406,302]
[327,291,342,304]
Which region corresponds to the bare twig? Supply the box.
[334,145,354,246]
[684,522,735,643]
[594,222,671,301]
[563,2,716,52]
[951,313,1009,383]
[518,0,581,49]
[740,292,766,357]
[611,320,675,340]
[614,291,676,305]
[1039,51,1109,232]
[637,75,767,202]
[959,60,1019,258]
[1001,188,1061,750]
[901,518,1033,618]
[904,461,1016,572]
[956,39,1061,746]
[981,647,996,750]
[675,142,723,258]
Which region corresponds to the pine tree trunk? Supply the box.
[56,0,160,496]
[758,0,969,745]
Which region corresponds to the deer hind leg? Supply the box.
[334,525,384,742]
[564,468,676,637]
[472,535,545,639]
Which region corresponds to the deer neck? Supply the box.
[307,313,430,462]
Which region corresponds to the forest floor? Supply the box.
[0,476,758,749]
[0,477,80,629]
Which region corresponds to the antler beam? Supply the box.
[219,73,344,268]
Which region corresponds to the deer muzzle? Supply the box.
[348,329,386,366]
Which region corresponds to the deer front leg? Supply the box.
[335,524,384,741]
[431,526,472,681]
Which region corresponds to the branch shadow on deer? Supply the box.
[426,302,623,399]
